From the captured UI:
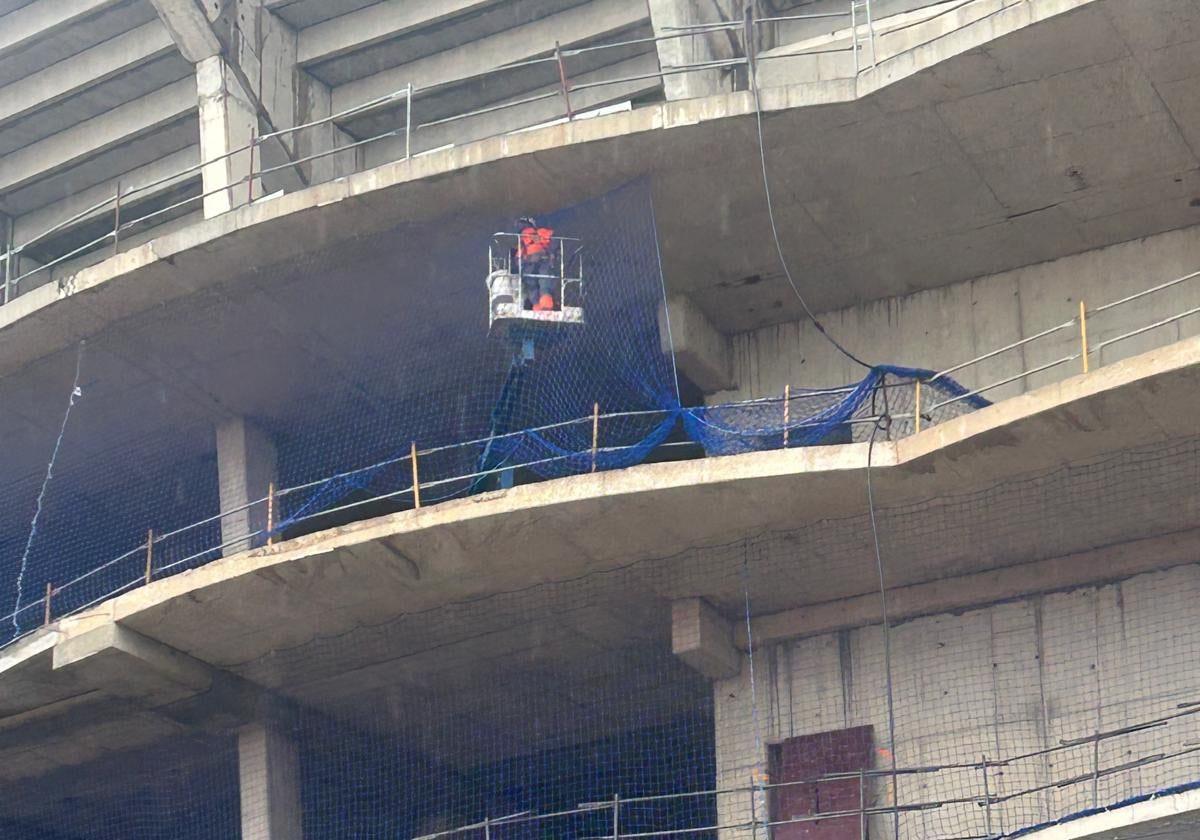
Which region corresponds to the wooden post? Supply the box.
[266,481,275,546]
[914,379,922,434]
[591,402,600,472]
[43,582,53,626]
[782,384,790,448]
[411,442,421,508]
[144,529,154,584]
[1079,299,1089,373]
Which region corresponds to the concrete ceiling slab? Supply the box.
[4,115,199,214]
[0,54,193,158]
[0,0,158,87]
[269,0,392,30]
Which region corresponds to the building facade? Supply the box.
[2,1,1200,840]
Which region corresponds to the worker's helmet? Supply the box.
[517,216,536,229]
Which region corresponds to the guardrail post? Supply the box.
[112,180,122,256]
[405,83,413,159]
[851,0,859,75]
[266,481,276,546]
[782,384,790,448]
[1091,734,1100,808]
[982,755,993,839]
[247,129,257,205]
[1079,300,1090,373]
[744,1,756,85]
[749,773,758,840]
[43,582,53,626]
[612,793,620,840]
[554,41,574,119]
[411,442,422,508]
[914,379,922,434]
[591,402,600,472]
[144,528,154,584]
[865,0,877,68]
[4,215,14,304]
[858,768,866,840]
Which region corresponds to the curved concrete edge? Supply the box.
[1014,787,1200,840]
[30,330,1200,661]
[0,0,1095,378]
[0,330,1195,782]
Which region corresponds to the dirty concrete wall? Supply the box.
[718,223,1200,405]
[714,563,1200,839]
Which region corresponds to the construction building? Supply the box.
[2,1,1200,839]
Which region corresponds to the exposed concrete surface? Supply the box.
[217,416,278,553]
[720,223,1200,402]
[1015,788,1200,839]
[715,565,1200,840]
[0,329,1196,784]
[11,0,1200,379]
[660,295,735,393]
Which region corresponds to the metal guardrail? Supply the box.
[0,0,907,301]
[4,261,1200,648]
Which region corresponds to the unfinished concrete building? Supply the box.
[2,1,1200,839]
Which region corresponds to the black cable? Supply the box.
[867,416,901,839]
[745,3,872,370]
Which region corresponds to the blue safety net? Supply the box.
[271,179,682,533]
[685,365,990,456]
[0,178,990,650]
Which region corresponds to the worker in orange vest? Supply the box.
[517,216,557,311]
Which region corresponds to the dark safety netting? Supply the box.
[685,365,989,455]
[0,177,988,647]
[4,431,1200,840]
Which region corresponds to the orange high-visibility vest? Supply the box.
[519,227,554,257]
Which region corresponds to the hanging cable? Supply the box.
[11,340,85,634]
[867,414,900,839]
[741,539,768,838]
[744,2,872,369]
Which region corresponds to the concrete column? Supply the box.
[217,415,277,554]
[197,55,260,217]
[234,0,310,194]
[672,598,740,680]
[647,0,738,100]
[295,72,358,185]
[239,723,303,840]
[659,295,735,394]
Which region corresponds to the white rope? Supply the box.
[11,341,85,633]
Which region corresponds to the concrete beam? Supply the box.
[298,0,500,67]
[659,295,734,394]
[147,0,223,63]
[0,0,123,64]
[0,77,197,196]
[294,72,358,184]
[217,415,277,554]
[647,0,738,100]
[197,56,260,216]
[366,50,659,165]
[0,20,175,129]
[672,598,740,680]
[239,723,303,840]
[51,623,213,706]
[740,527,1200,648]
[331,0,647,115]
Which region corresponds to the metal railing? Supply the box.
[0,0,929,303]
[3,257,1197,649]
